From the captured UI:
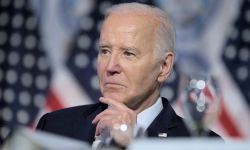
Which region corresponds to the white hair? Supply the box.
[105,2,176,60]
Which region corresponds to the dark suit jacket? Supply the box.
[37,97,218,144]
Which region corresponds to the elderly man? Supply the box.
[37,2,218,148]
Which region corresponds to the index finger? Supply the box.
[99,97,127,110]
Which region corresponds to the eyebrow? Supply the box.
[121,46,139,52]
[99,44,141,54]
[99,44,111,50]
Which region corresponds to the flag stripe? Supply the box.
[46,90,64,111]
[51,69,93,107]
[219,100,244,138]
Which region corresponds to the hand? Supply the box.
[92,97,137,146]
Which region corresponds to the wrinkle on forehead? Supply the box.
[100,14,157,47]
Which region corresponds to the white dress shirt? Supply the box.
[136,97,163,132]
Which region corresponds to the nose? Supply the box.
[106,54,121,76]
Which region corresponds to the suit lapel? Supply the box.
[147,98,184,138]
[73,103,108,144]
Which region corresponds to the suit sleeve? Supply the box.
[36,113,48,130]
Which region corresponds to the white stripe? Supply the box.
[51,68,93,107]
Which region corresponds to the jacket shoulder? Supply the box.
[45,103,101,118]
[36,103,103,130]
[57,104,95,112]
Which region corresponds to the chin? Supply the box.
[103,92,125,102]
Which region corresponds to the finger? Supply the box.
[97,111,132,128]
[95,120,107,136]
[95,117,109,136]
[94,111,130,135]
[93,110,131,127]
[95,120,101,136]
[99,98,137,126]
[95,116,115,136]
[92,109,118,124]
[100,97,127,110]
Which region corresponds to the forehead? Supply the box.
[102,14,157,33]
[100,14,156,44]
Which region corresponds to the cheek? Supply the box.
[97,58,105,75]
[132,63,159,87]
[97,64,102,76]
[128,67,152,87]
[97,61,105,83]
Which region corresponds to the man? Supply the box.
[37,2,218,148]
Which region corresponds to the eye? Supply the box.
[99,49,110,55]
[124,51,136,57]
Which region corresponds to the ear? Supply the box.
[157,51,174,83]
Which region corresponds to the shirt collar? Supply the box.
[137,97,163,130]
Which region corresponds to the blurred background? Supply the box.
[0,0,249,145]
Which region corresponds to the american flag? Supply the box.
[0,0,51,144]
[222,0,250,112]
[0,0,249,145]
[220,0,250,138]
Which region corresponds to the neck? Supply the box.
[130,90,161,114]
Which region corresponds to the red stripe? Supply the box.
[204,86,213,100]
[219,99,244,138]
[46,90,64,111]
[204,84,244,138]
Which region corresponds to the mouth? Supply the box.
[103,82,126,88]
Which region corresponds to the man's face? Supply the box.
[97,14,164,109]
